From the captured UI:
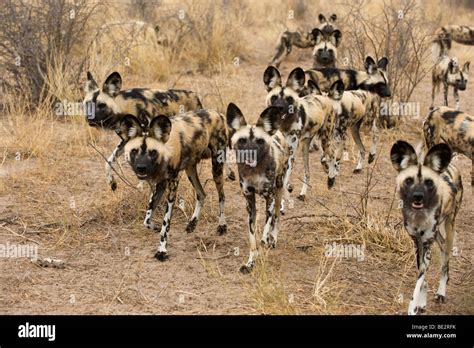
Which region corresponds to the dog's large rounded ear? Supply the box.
[463,61,470,74]
[286,67,305,93]
[330,14,337,23]
[307,79,322,95]
[390,140,418,171]
[331,29,342,47]
[364,56,377,74]
[226,103,247,133]
[328,80,345,101]
[311,28,324,44]
[377,57,389,71]
[263,66,282,91]
[149,115,172,143]
[318,14,327,23]
[424,143,452,173]
[118,115,143,141]
[103,72,122,97]
[85,71,99,93]
[256,106,281,136]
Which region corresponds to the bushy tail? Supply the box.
[431,39,447,62]
[432,27,452,62]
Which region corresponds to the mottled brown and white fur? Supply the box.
[391,141,463,315]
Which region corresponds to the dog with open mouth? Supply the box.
[390,140,463,315]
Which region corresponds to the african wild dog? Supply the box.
[433,25,474,57]
[226,103,289,273]
[311,28,342,69]
[431,54,469,110]
[269,13,338,68]
[423,106,473,185]
[264,66,344,202]
[83,71,203,190]
[269,30,315,69]
[318,14,338,34]
[390,141,463,315]
[118,110,228,261]
[313,57,392,187]
[305,57,391,96]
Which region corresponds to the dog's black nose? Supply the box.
[136,165,147,175]
[413,192,424,202]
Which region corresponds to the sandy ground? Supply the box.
[0,22,473,315]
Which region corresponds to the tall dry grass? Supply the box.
[0,0,472,315]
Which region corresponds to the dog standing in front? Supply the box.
[226,103,289,273]
[118,110,228,261]
[390,141,463,315]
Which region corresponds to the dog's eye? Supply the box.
[256,138,265,145]
[404,177,414,186]
[238,138,247,145]
[97,102,106,109]
[149,150,157,157]
[130,149,138,156]
[286,96,294,104]
[424,179,434,187]
[270,95,277,102]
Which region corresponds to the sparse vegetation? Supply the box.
[0,0,472,315]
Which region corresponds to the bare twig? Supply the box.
[88,142,139,191]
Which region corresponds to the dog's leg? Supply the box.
[368,117,380,164]
[430,79,437,110]
[106,139,125,190]
[270,35,289,68]
[261,191,275,247]
[453,88,460,110]
[143,180,167,231]
[241,191,257,273]
[298,137,311,200]
[155,177,179,261]
[185,165,206,233]
[435,220,454,303]
[351,118,366,173]
[212,153,227,235]
[443,82,449,106]
[224,147,236,181]
[283,132,299,192]
[408,237,432,315]
[309,135,321,152]
[270,175,284,248]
